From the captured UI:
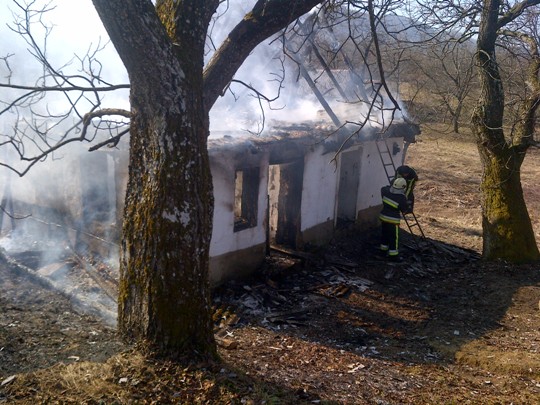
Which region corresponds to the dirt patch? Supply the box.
[0,257,123,378]
[1,126,540,404]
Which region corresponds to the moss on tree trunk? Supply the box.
[477,143,539,262]
[117,111,216,357]
[117,68,216,357]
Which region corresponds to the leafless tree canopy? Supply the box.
[0,0,129,176]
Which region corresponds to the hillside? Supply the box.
[1,126,540,404]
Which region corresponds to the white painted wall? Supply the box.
[300,145,340,232]
[356,140,404,211]
[208,138,404,259]
[209,152,270,258]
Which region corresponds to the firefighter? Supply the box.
[395,165,418,210]
[379,177,412,260]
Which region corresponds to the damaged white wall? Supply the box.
[207,135,405,285]
[355,141,403,226]
[208,147,270,285]
[300,144,339,237]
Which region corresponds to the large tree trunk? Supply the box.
[477,143,538,261]
[472,0,539,262]
[118,86,215,356]
[119,107,215,356]
[92,0,217,357]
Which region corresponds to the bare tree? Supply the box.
[472,0,540,262]
[100,0,329,358]
[0,1,134,264]
[0,1,131,176]
[411,41,477,133]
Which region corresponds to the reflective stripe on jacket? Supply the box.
[379,185,409,224]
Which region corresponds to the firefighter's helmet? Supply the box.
[391,177,407,190]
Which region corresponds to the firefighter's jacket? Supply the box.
[379,185,411,224]
[395,165,418,200]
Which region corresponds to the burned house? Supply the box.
[0,119,418,290]
[207,122,419,285]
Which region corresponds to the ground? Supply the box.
[1,126,540,404]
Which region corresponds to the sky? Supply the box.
[0,0,127,110]
[43,0,110,47]
[0,0,106,45]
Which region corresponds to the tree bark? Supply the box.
[477,142,538,261]
[92,0,217,357]
[472,0,539,262]
[452,113,459,134]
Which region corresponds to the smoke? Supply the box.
[0,0,124,322]
[206,3,408,137]
[207,1,302,134]
[208,51,324,135]
[0,0,128,247]
[0,135,123,325]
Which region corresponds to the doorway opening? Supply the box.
[336,148,361,227]
[267,160,304,249]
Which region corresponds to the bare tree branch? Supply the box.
[497,0,540,29]
[0,1,130,175]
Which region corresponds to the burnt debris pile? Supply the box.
[212,227,480,347]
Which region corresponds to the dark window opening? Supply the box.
[234,167,260,232]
